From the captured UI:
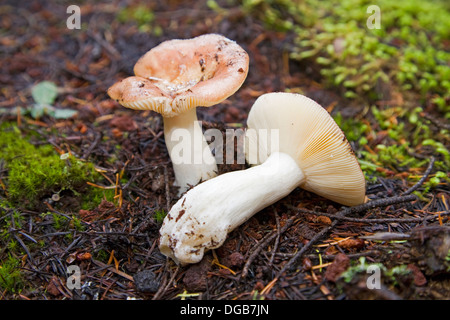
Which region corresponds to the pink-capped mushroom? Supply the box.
[108,34,249,194]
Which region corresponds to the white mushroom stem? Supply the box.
[159,151,305,265]
[163,107,218,195]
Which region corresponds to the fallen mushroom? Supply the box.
[159,92,366,265]
[108,34,249,194]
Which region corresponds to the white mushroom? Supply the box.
[107,34,249,194]
[159,92,366,265]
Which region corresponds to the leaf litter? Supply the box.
[0,0,448,300]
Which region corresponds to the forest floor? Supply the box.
[0,0,449,300]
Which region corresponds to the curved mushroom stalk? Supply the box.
[163,107,218,194]
[159,152,304,265]
[159,92,366,265]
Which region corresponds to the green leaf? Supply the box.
[30,103,53,119]
[53,108,78,119]
[0,107,18,115]
[31,81,58,105]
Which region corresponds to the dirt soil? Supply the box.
[0,0,449,300]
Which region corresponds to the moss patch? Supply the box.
[333,107,450,195]
[242,0,450,116]
[0,255,23,294]
[0,123,114,210]
[232,0,450,193]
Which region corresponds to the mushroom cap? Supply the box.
[245,92,366,206]
[107,76,174,116]
[107,34,249,117]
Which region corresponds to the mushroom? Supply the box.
[159,92,366,265]
[107,34,249,194]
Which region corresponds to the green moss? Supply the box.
[224,1,450,190]
[333,112,370,142]
[340,257,411,285]
[70,216,85,232]
[0,123,115,210]
[333,105,450,193]
[0,204,25,253]
[80,187,116,211]
[340,257,383,283]
[241,0,450,118]
[0,255,24,294]
[51,212,68,230]
[116,4,160,34]
[154,209,167,224]
[0,122,119,280]
[94,249,110,263]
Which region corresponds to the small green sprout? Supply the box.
[154,209,167,224]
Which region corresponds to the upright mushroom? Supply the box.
[107,34,249,194]
[159,92,366,265]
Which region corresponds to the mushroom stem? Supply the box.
[159,151,305,265]
[163,107,218,195]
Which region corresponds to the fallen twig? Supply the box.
[164,165,171,213]
[152,264,179,300]
[360,232,411,241]
[8,211,35,265]
[91,259,134,282]
[275,250,381,260]
[402,156,435,196]
[274,194,418,282]
[241,216,295,278]
[422,113,450,130]
[332,194,418,215]
[268,209,281,267]
[81,131,102,160]
[274,216,339,281]
[290,206,449,224]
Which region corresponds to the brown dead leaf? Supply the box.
[338,238,365,250]
[76,252,92,261]
[46,276,63,297]
[324,253,350,282]
[110,115,138,132]
[302,212,332,225]
[407,264,427,287]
